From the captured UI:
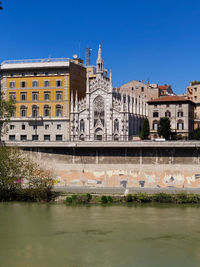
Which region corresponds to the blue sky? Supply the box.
[0,0,200,94]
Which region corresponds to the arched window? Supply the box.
[79,134,84,141]
[114,134,119,141]
[93,96,104,128]
[114,119,119,132]
[32,105,38,118]
[177,111,183,117]
[56,105,63,117]
[153,112,159,118]
[165,110,171,117]
[153,120,158,131]
[80,119,85,132]
[177,120,184,130]
[44,105,50,117]
[20,105,27,117]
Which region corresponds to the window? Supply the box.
[44,105,50,117]
[20,92,27,101]
[165,110,171,117]
[141,87,144,92]
[194,87,197,92]
[21,135,27,141]
[114,119,119,132]
[179,104,182,107]
[177,111,183,117]
[80,120,85,132]
[9,135,15,141]
[177,121,184,130]
[32,81,38,88]
[32,92,39,101]
[33,125,37,130]
[32,135,39,141]
[10,108,16,118]
[57,124,61,130]
[9,81,15,88]
[154,104,157,108]
[10,125,15,130]
[9,92,15,100]
[166,104,170,108]
[56,105,63,117]
[56,135,63,141]
[44,91,50,101]
[153,121,158,131]
[153,112,159,118]
[21,73,25,77]
[45,124,49,130]
[32,105,38,118]
[56,91,62,101]
[21,81,26,88]
[45,72,49,76]
[21,124,26,130]
[44,80,50,87]
[20,106,27,117]
[56,80,62,87]
[44,135,50,141]
[194,96,197,100]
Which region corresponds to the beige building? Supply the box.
[148,96,195,139]
[186,81,200,128]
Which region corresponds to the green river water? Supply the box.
[0,203,200,267]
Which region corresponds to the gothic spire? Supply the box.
[96,44,104,75]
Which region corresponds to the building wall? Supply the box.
[148,101,194,138]
[186,83,200,128]
[24,146,200,188]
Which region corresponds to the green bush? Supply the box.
[66,196,72,204]
[107,196,113,203]
[101,195,108,204]
[126,194,133,202]
[175,193,188,204]
[153,193,172,203]
[134,193,152,203]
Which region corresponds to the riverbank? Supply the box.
[57,192,200,205]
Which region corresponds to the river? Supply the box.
[0,203,200,267]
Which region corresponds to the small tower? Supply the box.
[96,44,104,77]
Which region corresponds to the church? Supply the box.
[70,45,147,141]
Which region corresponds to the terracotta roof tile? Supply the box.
[148,95,195,104]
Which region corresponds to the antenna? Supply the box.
[85,47,92,66]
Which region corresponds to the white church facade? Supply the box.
[70,45,148,141]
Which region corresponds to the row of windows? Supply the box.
[153,111,184,118]
[9,91,63,101]
[152,121,184,130]
[9,80,62,89]
[10,123,62,130]
[9,72,63,78]
[154,104,182,108]
[9,135,63,141]
[18,105,63,117]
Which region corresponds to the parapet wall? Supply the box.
[20,142,200,189]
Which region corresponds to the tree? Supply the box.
[192,128,200,140]
[0,146,55,201]
[0,91,15,141]
[139,118,150,140]
[158,117,171,140]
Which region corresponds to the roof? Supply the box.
[148,95,195,105]
[158,85,170,90]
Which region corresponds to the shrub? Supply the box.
[107,196,113,203]
[175,193,188,204]
[134,193,152,203]
[126,194,133,202]
[153,193,172,203]
[71,194,78,204]
[101,195,108,204]
[66,196,72,204]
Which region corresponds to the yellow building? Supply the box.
[0,58,86,141]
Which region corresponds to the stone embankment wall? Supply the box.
[23,145,200,189]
